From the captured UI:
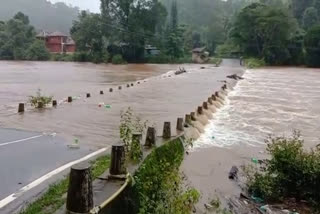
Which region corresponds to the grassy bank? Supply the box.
[130,137,200,214]
[20,155,110,214]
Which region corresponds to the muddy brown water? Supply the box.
[1,61,319,213]
[184,67,320,213]
[0,61,239,148]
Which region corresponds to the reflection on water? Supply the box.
[195,68,320,149]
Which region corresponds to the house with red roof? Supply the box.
[36,31,76,54]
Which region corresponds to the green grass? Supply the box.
[20,155,110,214]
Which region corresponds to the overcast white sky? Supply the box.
[49,0,100,13]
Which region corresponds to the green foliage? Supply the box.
[231,2,298,65]
[303,7,319,30]
[215,42,241,58]
[244,58,266,68]
[132,138,200,214]
[0,12,36,60]
[120,108,146,162]
[25,40,50,61]
[112,54,127,65]
[28,89,53,108]
[304,25,320,67]
[245,132,320,208]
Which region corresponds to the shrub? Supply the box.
[245,132,320,209]
[25,40,50,61]
[28,89,53,108]
[112,54,127,64]
[244,58,266,68]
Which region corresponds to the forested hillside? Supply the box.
[0,0,79,34]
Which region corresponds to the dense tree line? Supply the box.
[0,12,50,60]
[0,0,79,34]
[220,0,320,67]
[70,0,248,63]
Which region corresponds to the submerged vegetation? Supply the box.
[28,89,52,108]
[244,132,320,211]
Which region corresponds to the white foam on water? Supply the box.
[193,68,320,150]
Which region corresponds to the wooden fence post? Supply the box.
[52,100,57,107]
[66,162,93,214]
[145,127,156,147]
[68,96,73,103]
[176,118,184,131]
[163,122,171,139]
[18,103,25,113]
[109,145,127,176]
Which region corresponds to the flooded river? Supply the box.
[1,61,319,213]
[0,61,239,148]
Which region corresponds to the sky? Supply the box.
[49,0,100,13]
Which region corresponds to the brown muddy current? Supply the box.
[1,61,320,212]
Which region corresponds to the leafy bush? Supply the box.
[51,53,73,62]
[132,137,200,214]
[245,132,320,208]
[244,58,266,68]
[215,42,241,58]
[25,40,50,61]
[28,89,53,108]
[120,108,146,162]
[112,54,127,64]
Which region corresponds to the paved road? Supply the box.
[0,128,94,212]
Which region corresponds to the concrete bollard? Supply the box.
[118,86,122,90]
[163,122,171,139]
[37,102,44,109]
[191,112,196,121]
[86,93,91,98]
[52,100,57,107]
[18,103,25,113]
[100,90,104,95]
[110,145,127,176]
[211,94,216,101]
[215,92,220,97]
[185,114,192,125]
[176,118,184,131]
[68,96,73,103]
[208,97,213,104]
[145,127,156,147]
[137,81,140,84]
[131,83,134,86]
[197,106,203,115]
[66,162,93,214]
[109,88,113,92]
[127,84,130,88]
[203,102,208,109]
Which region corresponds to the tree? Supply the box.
[303,7,319,30]
[231,3,295,65]
[0,12,36,60]
[25,40,50,61]
[304,25,320,67]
